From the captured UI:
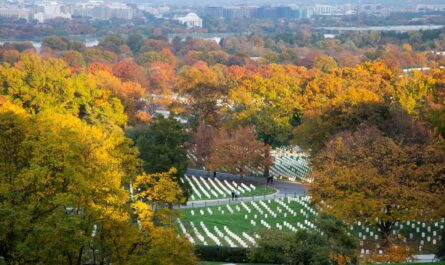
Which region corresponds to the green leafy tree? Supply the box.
[249,214,358,265]
[126,116,190,196]
[127,34,144,54]
[312,55,338,73]
[42,35,70,51]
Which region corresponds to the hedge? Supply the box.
[195,245,249,263]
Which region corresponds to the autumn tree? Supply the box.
[91,69,145,125]
[0,104,138,264]
[0,54,127,127]
[130,167,195,265]
[134,168,185,206]
[293,62,395,152]
[147,62,176,106]
[138,48,176,67]
[112,60,148,88]
[310,123,445,244]
[229,64,310,179]
[0,103,195,265]
[206,126,270,178]
[189,121,215,168]
[62,50,85,71]
[395,71,435,116]
[312,55,338,73]
[139,38,171,53]
[1,49,21,64]
[85,48,117,65]
[0,56,195,264]
[176,61,229,127]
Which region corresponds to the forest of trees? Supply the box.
[0,28,444,264]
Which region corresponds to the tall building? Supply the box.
[73,2,134,20]
[223,6,253,19]
[359,3,388,16]
[0,7,31,20]
[253,6,300,19]
[313,5,336,16]
[204,6,224,18]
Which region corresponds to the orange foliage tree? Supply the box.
[206,126,270,178]
[112,60,148,88]
[176,61,229,126]
[310,123,445,243]
[91,69,145,124]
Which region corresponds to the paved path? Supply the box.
[181,169,307,208]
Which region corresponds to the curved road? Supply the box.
[182,169,307,208]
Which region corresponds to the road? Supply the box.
[181,169,307,208]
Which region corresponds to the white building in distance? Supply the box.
[33,1,71,23]
[0,7,32,20]
[176,13,203,28]
[73,1,135,20]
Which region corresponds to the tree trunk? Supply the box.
[263,135,271,180]
[76,246,84,265]
[378,220,394,246]
[239,167,245,181]
[378,206,395,246]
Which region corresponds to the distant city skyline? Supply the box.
[121,0,445,7]
[1,0,445,24]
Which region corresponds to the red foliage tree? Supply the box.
[112,60,148,88]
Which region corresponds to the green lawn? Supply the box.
[189,185,277,201]
[180,197,315,246]
[179,196,444,253]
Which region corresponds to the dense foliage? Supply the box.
[1,26,445,263]
[126,116,190,198]
[249,214,358,265]
[0,55,195,264]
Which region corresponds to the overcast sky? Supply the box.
[126,0,444,7]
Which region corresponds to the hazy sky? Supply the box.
[129,0,444,7]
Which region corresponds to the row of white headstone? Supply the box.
[189,146,311,181]
[186,196,322,247]
[273,155,309,179]
[351,218,445,244]
[184,175,256,200]
[183,193,445,250]
[190,196,317,222]
[179,217,261,248]
[271,151,310,180]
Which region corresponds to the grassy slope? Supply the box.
[180,198,444,253]
[181,198,315,246]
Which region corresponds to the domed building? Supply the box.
[176,12,203,28]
